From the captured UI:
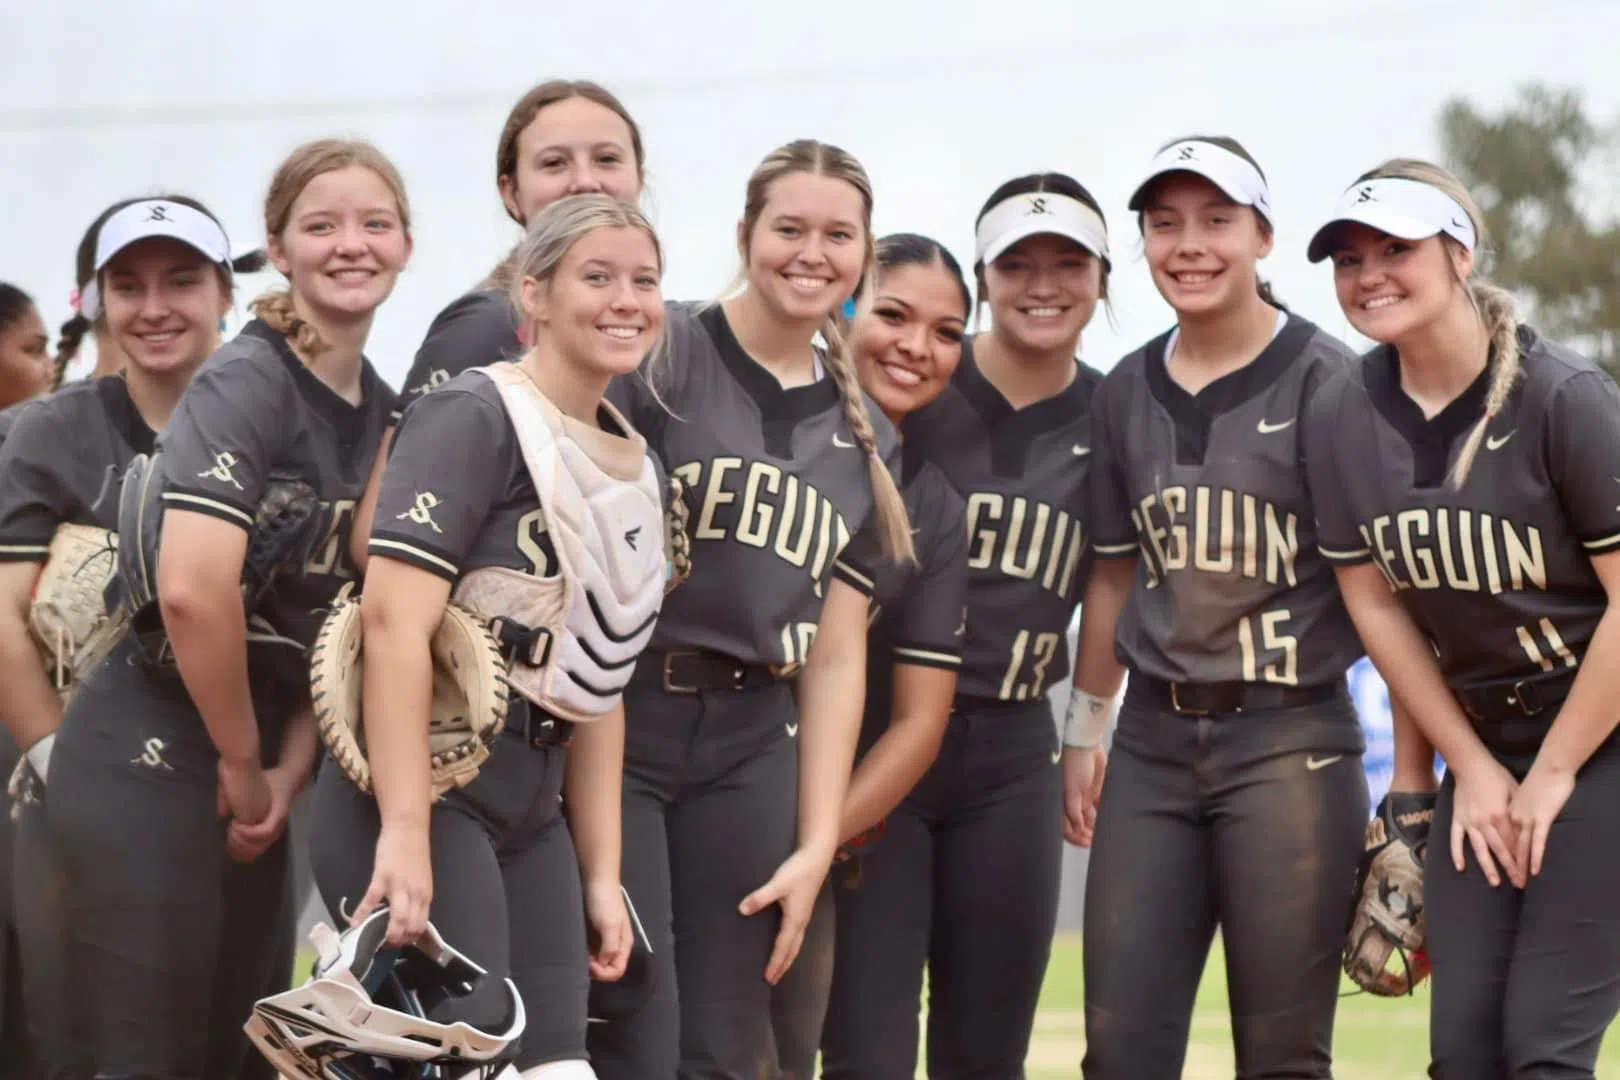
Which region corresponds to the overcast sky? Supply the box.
[3,0,1614,384]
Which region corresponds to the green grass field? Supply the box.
[1024,932,1620,1079]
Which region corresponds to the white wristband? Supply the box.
[1062,690,1116,750]
[25,731,56,784]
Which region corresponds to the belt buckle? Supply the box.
[1169,682,1210,717]
[1509,678,1542,717]
[662,650,701,696]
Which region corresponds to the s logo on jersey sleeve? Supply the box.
[198,451,246,491]
[397,491,446,534]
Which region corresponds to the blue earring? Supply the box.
[841,298,857,320]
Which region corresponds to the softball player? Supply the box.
[1065,136,1368,1080]
[820,175,1107,1080]
[1304,158,1620,1079]
[309,194,667,1079]
[351,78,645,568]
[591,138,912,1080]
[0,279,62,1079]
[42,141,409,1079]
[0,285,52,410]
[767,233,971,1080]
[0,193,246,1080]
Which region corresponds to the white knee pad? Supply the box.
[518,1059,599,1080]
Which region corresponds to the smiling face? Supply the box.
[522,225,664,381]
[500,95,642,224]
[851,258,968,423]
[741,171,868,326]
[99,237,229,377]
[269,164,412,327]
[1330,223,1473,345]
[1141,172,1273,319]
[982,233,1101,354]
[0,301,51,405]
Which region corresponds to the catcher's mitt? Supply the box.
[93,453,326,668]
[311,584,511,801]
[27,522,118,698]
[1344,790,1436,996]
[244,474,324,607]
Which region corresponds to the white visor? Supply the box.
[975,191,1110,268]
[78,199,233,317]
[1127,139,1273,225]
[1306,177,1477,263]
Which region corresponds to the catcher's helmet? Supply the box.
[244,906,525,1080]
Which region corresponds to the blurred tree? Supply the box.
[1440,83,1620,371]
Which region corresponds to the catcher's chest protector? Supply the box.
[456,364,665,724]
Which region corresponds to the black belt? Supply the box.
[1130,675,1345,716]
[633,648,780,696]
[1453,667,1576,724]
[503,699,574,751]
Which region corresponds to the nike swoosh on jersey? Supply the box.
[832,434,855,449]
[1487,431,1515,450]
[1072,445,1090,457]
[1305,754,1343,771]
[1257,418,1295,434]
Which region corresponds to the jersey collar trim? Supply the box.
[953,336,1094,435]
[241,318,385,430]
[1143,314,1318,464]
[697,304,841,430]
[95,374,157,457]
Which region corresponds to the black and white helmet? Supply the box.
[244,906,525,1080]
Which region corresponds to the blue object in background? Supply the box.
[1348,656,1445,812]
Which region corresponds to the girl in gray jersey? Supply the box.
[41,143,410,1080]
[310,195,669,1080]
[827,174,1109,1080]
[1065,136,1368,1079]
[593,139,913,1080]
[0,194,251,1080]
[766,233,970,1079]
[351,79,647,569]
[1305,159,1620,1080]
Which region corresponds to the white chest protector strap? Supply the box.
[452,363,665,724]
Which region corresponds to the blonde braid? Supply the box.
[1448,281,1523,490]
[820,313,916,564]
[249,289,328,359]
[664,475,694,594]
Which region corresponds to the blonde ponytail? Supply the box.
[1448,281,1522,490]
[249,289,329,359]
[820,313,916,564]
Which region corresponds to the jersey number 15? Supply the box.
[1238,609,1298,686]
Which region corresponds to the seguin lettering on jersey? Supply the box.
[1306,326,1620,689]
[391,289,523,422]
[0,377,156,560]
[1088,314,1363,688]
[606,302,898,670]
[157,320,396,650]
[903,337,1100,703]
